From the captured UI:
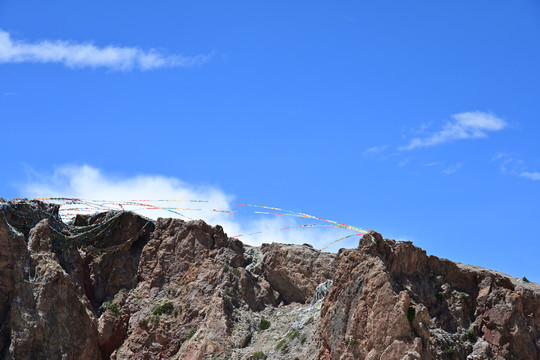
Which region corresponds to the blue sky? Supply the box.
[1,1,539,281]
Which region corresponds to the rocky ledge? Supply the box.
[0,199,538,359]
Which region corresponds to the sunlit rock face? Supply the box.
[0,199,538,360]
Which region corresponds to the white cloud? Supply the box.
[20,165,360,251]
[400,111,507,150]
[520,172,540,181]
[0,29,210,71]
[362,145,388,157]
[441,162,463,175]
[491,153,540,181]
[491,153,524,175]
[397,158,410,167]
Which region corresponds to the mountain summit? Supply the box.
[0,199,538,359]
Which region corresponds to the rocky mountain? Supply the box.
[0,199,538,359]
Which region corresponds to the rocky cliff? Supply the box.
[0,199,538,359]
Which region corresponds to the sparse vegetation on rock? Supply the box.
[258,318,271,330]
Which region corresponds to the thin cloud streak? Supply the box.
[0,29,210,71]
[363,145,388,157]
[400,111,507,150]
[520,172,540,181]
[441,162,464,175]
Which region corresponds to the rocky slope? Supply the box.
[0,199,538,359]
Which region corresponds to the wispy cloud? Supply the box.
[362,145,389,157]
[20,165,359,251]
[519,172,540,181]
[0,29,210,71]
[400,111,507,150]
[491,153,540,181]
[491,152,524,175]
[441,162,464,175]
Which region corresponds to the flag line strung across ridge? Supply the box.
[36,198,369,251]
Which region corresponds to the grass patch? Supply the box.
[151,301,174,315]
[287,331,300,340]
[249,351,267,360]
[275,339,286,350]
[306,316,314,325]
[436,292,446,300]
[223,264,229,272]
[300,337,306,345]
[459,292,468,299]
[258,318,270,330]
[151,315,160,326]
[345,338,357,346]
[102,301,119,316]
[443,346,454,354]
[466,328,476,342]
[188,328,197,339]
[232,267,241,277]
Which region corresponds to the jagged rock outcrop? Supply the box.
[318,231,540,360]
[0,199,538,360]
[249,243,338,304]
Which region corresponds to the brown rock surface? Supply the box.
[0,200,538,359]
[317,230,540,360]
[251,243,338,304]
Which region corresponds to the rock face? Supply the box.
[318,231,540,360]
[0,199,538,359]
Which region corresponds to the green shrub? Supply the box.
[459,292,468,299]
[275,339,286,350]
[306,316,314,325]
[249,351,267,360]
[443,346,454,354]
[188,328,197,339]
[232,267,241,277]
[258,318,270,330]
[151,301,174,315]
[102,301,119,316]
[151,315,160,326]
[466,328,476,342]
[407,306,415,323]
[281,344,288,352]
[436,292,446,300]
[139,317,148,326]
[345,338,357,346]
[223,264,229,272]
[287,331,300,340]
[300,337,306,345]
[250,351,267,360]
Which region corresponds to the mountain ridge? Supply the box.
[0,199,538,359]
